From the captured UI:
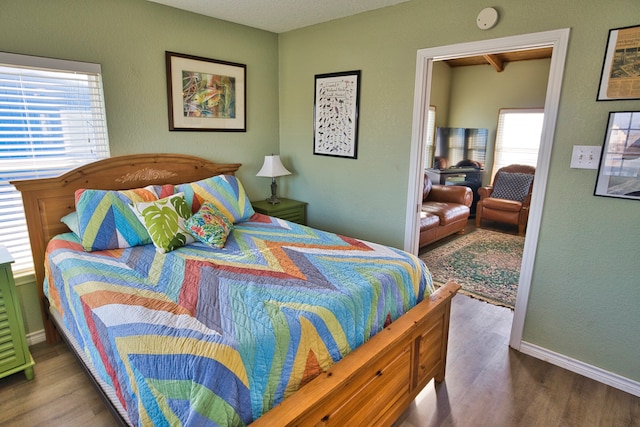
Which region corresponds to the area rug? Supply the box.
[420,229,525,309]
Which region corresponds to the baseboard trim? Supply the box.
[26,329,46,346]
[520,341,640,397]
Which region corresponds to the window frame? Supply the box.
[0,52,110,277]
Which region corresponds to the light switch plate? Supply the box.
[570,145,601,169]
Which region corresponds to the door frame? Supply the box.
[405,29,570,349]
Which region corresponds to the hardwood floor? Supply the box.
[395,296,640,427]
[0,340,115,427]
[1,296,638,426]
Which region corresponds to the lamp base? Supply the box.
[267,178,281,204]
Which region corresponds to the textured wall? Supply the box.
[278,0,640,382]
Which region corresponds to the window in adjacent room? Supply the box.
[423,105,436,169]
[0,52,110,277]
[492,108,543,179]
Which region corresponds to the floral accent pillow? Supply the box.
[185,202,234,249]
[130,192,194,253]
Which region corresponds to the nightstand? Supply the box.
[252,198,308,225]
[0,246,35,380]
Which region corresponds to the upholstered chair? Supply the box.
[475,164,535,236]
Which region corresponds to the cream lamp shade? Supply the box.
[256,155,291,204]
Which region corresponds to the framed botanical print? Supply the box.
[166,51,246,131]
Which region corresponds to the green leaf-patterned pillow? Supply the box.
[130,192,194,253]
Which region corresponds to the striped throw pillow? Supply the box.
[175,175,254,224]
[75,185,172,251]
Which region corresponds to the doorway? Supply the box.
[405,29,570,350]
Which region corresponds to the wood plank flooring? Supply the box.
[0,340,115,426]
[1,295,638,426]
[394,295,640,427]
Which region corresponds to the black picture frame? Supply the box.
[313,70,361,159]
[166,51,246,131]
[594,111,640,200]
[596,25,640,101]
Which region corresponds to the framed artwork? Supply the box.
[166,51,246,131]
[313,70,361,159]
[596,25,640,101]
[594,111,640,200]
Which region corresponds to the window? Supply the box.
[423,106,436,169]
[0,52,110,277]
[492,108,543,178]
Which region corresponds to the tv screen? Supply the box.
[433,127,488,170]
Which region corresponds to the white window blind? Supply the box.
[0,52,110,277]
[492,108,543,179]
[423,106,436,169]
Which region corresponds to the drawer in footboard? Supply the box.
[298,343,412,426]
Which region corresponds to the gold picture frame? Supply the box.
[166,51,246,131]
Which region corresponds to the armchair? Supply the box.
[475,164,535,236]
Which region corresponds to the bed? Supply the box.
[12,153,459,427]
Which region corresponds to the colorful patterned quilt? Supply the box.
[45,213,433,426]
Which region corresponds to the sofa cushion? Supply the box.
[425,184,472,206]
[483,197,523,212]
[420,211,439,231]
[422,202,470,226]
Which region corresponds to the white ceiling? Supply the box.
[147,0,411,33]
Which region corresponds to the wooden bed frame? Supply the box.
[12,153,459,427]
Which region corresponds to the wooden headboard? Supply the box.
[11,153,241,342]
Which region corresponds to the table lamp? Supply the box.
[256,154,291,204]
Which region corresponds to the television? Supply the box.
[433,127,488,170]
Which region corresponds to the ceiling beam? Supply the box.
[483,54,504,72]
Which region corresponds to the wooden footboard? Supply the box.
[251,281,460,427]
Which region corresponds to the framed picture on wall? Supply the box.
[313,70,361,159]
[594,111,640,200]
[166,51,246,131]
[596,25,640,101]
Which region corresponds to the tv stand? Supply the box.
[426,167,483,185]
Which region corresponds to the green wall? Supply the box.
[430,61,453,129]
[0,0,279,335]
[2,0,639,387]
[1,0,279,194]
[279,1,640,383]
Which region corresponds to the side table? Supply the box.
[252,198,307,225]
[0,246,35,380]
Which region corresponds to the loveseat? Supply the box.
[419,174,473,248]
